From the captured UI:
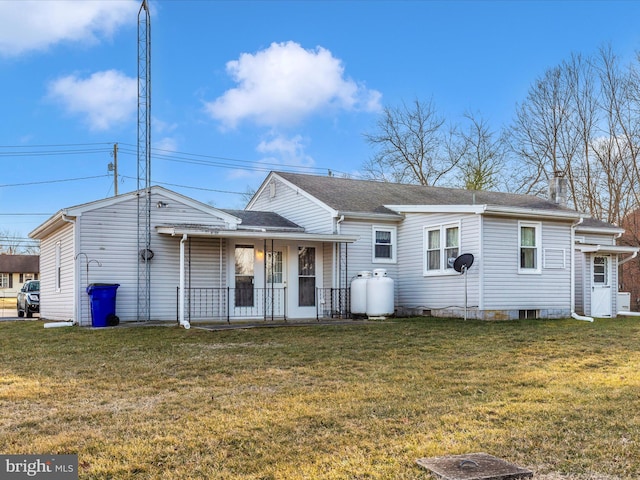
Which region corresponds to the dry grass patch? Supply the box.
[0,318,639,479]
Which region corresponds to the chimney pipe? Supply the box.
[549,171,568,207]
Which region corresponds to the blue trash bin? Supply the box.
[86,283,119,327]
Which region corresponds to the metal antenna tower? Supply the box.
[137,0,151,321]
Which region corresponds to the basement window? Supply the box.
[519,309,538,319]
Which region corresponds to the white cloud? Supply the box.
[0,0,138,57]
[206,41,382,129]
[47,70,137,131]
[227,134,315,181]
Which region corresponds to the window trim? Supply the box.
[372,225,397,264]
[518,221,542,274]
[423,221,461,276]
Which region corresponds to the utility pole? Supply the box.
[113,143,118,196]
[108,143,119,196]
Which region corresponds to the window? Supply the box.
[266,251,283,284]
[0,273,9,289]
[424,223,460,274]
[372,226,396,263]
[593,256,608,285]
[519,221,541,274]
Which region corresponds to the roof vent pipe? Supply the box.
[549,171,568,207]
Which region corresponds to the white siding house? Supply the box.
[31,186,358,326]
[31,173,639,327]
[249,172,639,321]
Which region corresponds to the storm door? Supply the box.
[234,245,254,310]
[298,247,316,307]
[591,255,612,317]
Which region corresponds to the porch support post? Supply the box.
[179,234,191,329]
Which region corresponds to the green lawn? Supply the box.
[1,318,639,479]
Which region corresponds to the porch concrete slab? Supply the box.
[192,319,376,331]
[416,453,533,480]
[100,319,380,330]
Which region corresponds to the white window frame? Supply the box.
[518,221,542,274]
[423,222,461,276]
[0,273,9,289]
[372,226,397,264]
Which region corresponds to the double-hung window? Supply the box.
[519,221,541,274]
[424,223,460,275]
[372,226,396,263]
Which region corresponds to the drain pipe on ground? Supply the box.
[178,234,191,329]
[570,217,594,322]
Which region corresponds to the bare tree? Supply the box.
[362,98,463,186]
[455,112,506,191]
[564,53,600,216]
[0,229,37,255]
[506,65,576,197]
[593,46,640,224]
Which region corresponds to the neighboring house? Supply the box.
[30,173,638,327]
[0,254,39,298]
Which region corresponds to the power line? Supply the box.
[0,175,110,188]
[0,141,355,178]
[119,175,245,195]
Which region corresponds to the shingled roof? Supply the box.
[222,209,304,231]
[275,171,578,215]
[0,254,39,273]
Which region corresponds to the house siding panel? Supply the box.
[482,216,572,312]
[76,192,231,324]
[250,177,334,233]
[40,223,75,321]
[577,233,617,245]
[395,213,480,314]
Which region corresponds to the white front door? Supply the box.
[591,255,612,317]
[288,245,321,318]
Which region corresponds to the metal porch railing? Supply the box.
[316,287,351,320]
[177,286,352,323]
[176,287,287,323]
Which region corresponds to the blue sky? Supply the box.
[2,0,640,246]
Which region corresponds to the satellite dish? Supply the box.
[453,253,474,273]
[139,248,154,262]
[453,253,475,321]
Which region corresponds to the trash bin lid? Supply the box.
[86,283,120,294]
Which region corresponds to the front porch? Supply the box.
[177,286,351,323]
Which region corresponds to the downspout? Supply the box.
[570,217,594,322]
[335,215,345,289]
[179,234,190,329]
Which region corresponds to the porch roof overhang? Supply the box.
[156,225,359,243]
[576,243,640,265]
[575,243,639,255]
